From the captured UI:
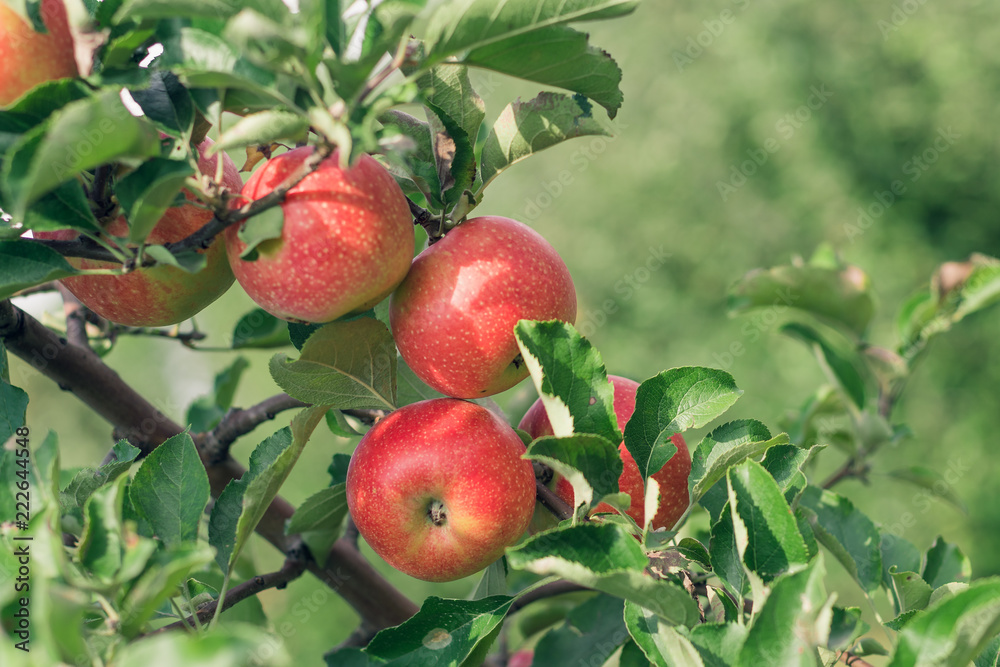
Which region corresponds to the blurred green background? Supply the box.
[10,0,1000,663]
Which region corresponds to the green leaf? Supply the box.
[327,452,352,486]
[3,90,161,217]
[855,637,890,657]
[77,475,127,582]
[286,483,348,568]
[21,180,101,233]
[885,467,968,513]
[269,318,396,409]
[524,434,623,512]
[471,558,508,600]
[466,25,624,118]
[673,537,712,571]
[974,635,1000,667]
[345,596,514,665]
[379,110,442,208]
[687,623,749,667]
[129,71,195,136]
[395,356,447,407]
[425,105,476,207]
[0,240,80,299]
[113,623,287,665]
[797,485,882,593]
[689,421,786,504]
[210,406,326,573]
[113,0,240,21]
[129,433,210,548]
[709,505,748,602]
[480,92,611,190]
[534,595,628,666]
[423,0,638,63]
[780,322,869,409]
[923,536,972,589]
[115,158,197,244]
[214,110,310,152]
[507,522,699,626]
[760,443,817,505]
[728,263,875,339]
[514,320,620,443]
[209,427,290,571]
[236,205,284,261]
[625,600,705,666]
[0,358,29,447]
[727,460,810,582]
[888,578,1000,667]
[736,556,828,667]
[119,542,216,637]
[418,64,486,158]
[890,569,933,613]
[953,256,1000,321]
[60,440,141,511]
[231,307,291,349]
[156,27,283,95]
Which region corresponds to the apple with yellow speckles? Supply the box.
[35,138,241,327]
[520,375,692,532]
[389,216,577,398]
[345,398,536,582]
[225,147,414,323]
[0,0,78,106]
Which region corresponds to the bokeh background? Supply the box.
[9,0,1000,663]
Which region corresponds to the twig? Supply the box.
[31,142,335,266]
[148,549,309,635]
[535,479,574,523]
[0,299,419,631]
[507,580,590,615]
[407,198,443,242]
[107,325,207,345]
[202,393,308,464]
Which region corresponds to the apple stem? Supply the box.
[428,500,448,526]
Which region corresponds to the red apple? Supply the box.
[346,398,536,582]
[225,147,414,323]
[0,0,77,106]
[519,375,692,531]
[389,216,577,398]
[36,138,240,326]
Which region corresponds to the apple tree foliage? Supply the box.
[1,0,1000,665]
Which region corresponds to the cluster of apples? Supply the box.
[5,4,692,583]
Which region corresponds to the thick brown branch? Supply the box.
[149,547,309,635]
[0,299,418,630]
[56,285,89,349]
